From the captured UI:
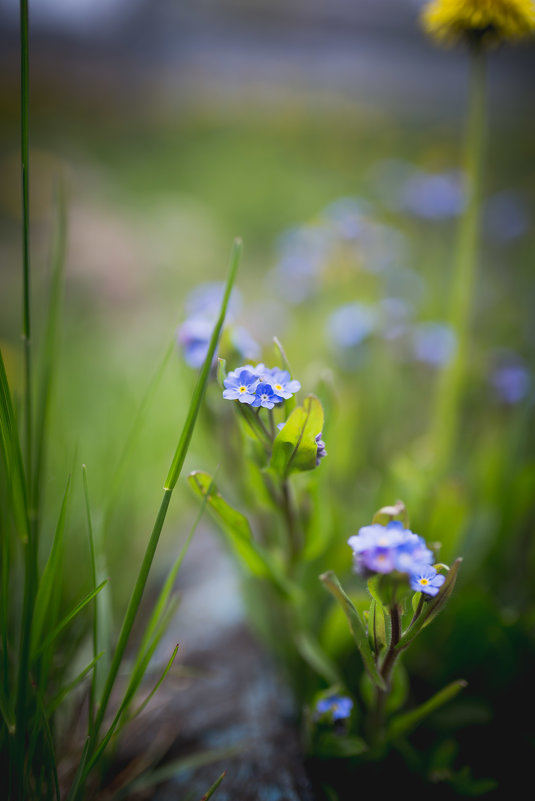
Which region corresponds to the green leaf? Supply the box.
[188,471,296,598]
[270,395,324,478]
[320,571,386,690]
[294,630,344,687]
[388,679,467,740]
[396,558,463,651]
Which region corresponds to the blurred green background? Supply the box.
[1,0,534,793]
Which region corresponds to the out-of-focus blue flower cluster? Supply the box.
[223,363,301,409]
[176,282,261,368]
[315,694,353,722]
[348,520,445,597]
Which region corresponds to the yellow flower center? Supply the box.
[239,386,247,393]
[419,578,430,585]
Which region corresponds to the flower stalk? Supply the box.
[429,41,487,477]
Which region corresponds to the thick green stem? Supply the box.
[430,45,487,477]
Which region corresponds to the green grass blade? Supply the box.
[0,348,30,543]
[32,178,67,538]
[89,239,242,769]
[115,747,242,799]
[30,475,72,659]
[199,770,227,801]
[135,471,215,663]
[165,238,242,491]
[320,571,386,690]
[387,679,468,740]
[34,580,108,659]
[47,652,104,716]
[130,643,180,721]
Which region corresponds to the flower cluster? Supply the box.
[223,363,301,409]
[421,0,535,46]
[348,521,446,597]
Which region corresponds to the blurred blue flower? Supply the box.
[230,326,261,363]
[348,521,406,574]
[378,297,412,340]
[489,352,532,404]
[176,316,217,369]
[270,224,333,304]
[484,190,530,242]
[399,170,466,220]
[327,302,377,349]
[409,564,445,597]
[412,322,457,367]
[348,521,435,581]
[251,382,284,410]
[321,196,373,241]
[316,694,353,722]
[222,370,259,404]
[315,433,327,466]
[370,159,466,220]
[185,281,241,319]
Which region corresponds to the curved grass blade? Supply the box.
[130,643,180,721]
[48,652,104,716]
[294,630,344,687]
[89,239,242,757]
[34,580,108,659]
[30,475,72,659]
[320,571,386,690]
[199,770,227,801]
[387,679,467,740]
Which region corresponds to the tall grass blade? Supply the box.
[85,239,242,787]
[0,349,30,543]
[30,475,72,659]
[32,178,67,538]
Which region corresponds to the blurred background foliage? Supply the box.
[0,0,534,794]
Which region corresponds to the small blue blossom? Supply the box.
[409,564,446,597]
[348,521,435,579]
[251,382,284,410]
[222,370,259,404]
[264,368,301,399]
[315,695,353,722]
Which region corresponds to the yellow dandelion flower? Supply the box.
[421,0,535,45]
